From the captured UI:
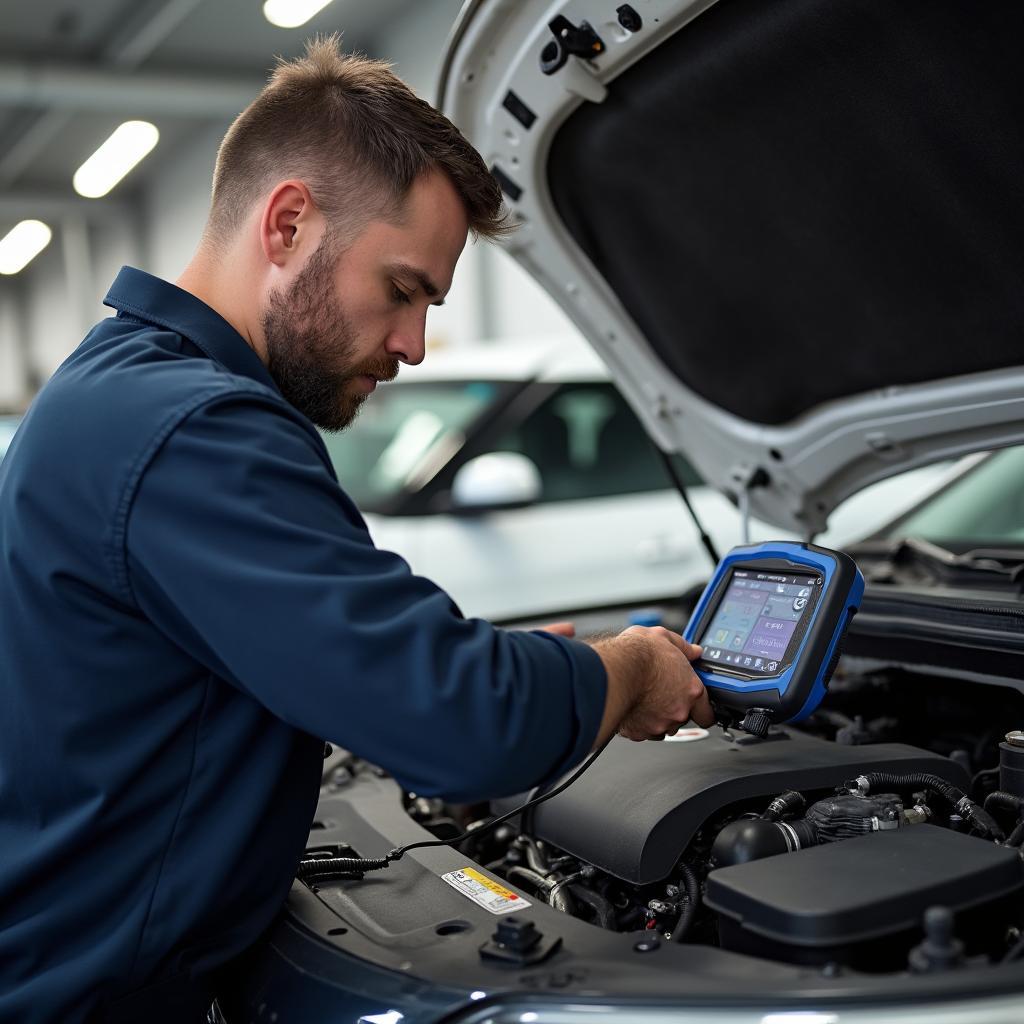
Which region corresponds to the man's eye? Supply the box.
[391,284,412,305]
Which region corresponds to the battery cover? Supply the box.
[706,825,1024,949]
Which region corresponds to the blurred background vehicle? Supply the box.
[323,334,954,624]
[0,417,19,462]
[875,447,1024,548]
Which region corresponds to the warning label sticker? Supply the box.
[441,867,532,915]
[665,726,709,743]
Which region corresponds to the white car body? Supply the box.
[352,335,950,622]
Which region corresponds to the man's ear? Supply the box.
[259,180,320,267]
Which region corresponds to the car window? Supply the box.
[0,417,20,463]
[883,446,1024,545]
[321,381,506,511]
[492,383,701,503]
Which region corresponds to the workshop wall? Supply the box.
[0,0,581,412]
[0,294,20,407]
[143,121,228,283]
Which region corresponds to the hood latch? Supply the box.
[540,16,606,75]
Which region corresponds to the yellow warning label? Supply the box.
[462,868,519,900]
[441,867,532,915]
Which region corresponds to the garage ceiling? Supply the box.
[0,0,440,216]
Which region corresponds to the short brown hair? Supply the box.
[207,35,509,244]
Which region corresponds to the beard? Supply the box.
[262,239,399,431]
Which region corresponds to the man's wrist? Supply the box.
[590,632,653,745]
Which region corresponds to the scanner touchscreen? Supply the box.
[697,569,822,677]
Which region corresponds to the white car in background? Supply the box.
[321,334,949,623]
[0,417,19,462]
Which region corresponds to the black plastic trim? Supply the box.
[503,90,537,129]
[491,165,523,202]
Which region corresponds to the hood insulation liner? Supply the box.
[548,0,1024,426]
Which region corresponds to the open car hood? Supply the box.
[439,0,1024,534]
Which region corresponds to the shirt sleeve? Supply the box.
[124,392,607,802]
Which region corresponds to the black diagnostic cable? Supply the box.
[655,448,719,567]
[297,737,613,883]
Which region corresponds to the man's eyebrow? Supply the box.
[392,262,446,306]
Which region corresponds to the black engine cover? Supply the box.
[499,727,967,883]
[705,825,1024,968]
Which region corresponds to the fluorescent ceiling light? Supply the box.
[263,0,335,28]
[0,220,53,275]
[73,121,159,199]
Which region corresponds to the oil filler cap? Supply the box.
[480,915,562,966]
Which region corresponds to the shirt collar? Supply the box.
[103,266,279,393]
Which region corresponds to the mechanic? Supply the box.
[0,38,712,1024]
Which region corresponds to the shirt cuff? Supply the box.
[526,631,608,790]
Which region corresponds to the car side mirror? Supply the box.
[449,452,542,512]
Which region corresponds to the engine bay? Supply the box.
[222,620,1024,1024]
[396,665,1024,977]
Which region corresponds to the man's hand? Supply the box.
[591,625,714,746]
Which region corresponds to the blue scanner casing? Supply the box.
[683,542,864,724]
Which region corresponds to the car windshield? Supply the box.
[881,446,1024,547]
[0,417,20,462]
[320,380,508,511]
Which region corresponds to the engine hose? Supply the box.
[567,883,617,929]
[671,864,701,944]
[761,790,806,822]
[548,888,573,914]
[519,836,553,875]
[852,772,1003,840]
[546,871,583,915]
[1006,821,1024,848]
[506,865,553,893]
[506,865,581,915]
[983,790,1024,826]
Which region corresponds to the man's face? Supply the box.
[262,171,469,431]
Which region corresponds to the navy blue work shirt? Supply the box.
[0,267,606,1023]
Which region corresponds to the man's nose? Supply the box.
[384,314,427,365]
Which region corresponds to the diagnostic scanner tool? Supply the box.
[683,542,864,736]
